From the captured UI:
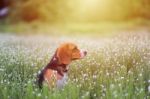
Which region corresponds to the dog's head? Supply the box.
[56,42,87,65]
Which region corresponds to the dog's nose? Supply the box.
[84,51,87,56]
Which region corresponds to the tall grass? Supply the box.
[0,33,150,99]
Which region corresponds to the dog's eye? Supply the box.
[73,47,77,51]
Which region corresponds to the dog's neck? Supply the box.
[45,54,68,76]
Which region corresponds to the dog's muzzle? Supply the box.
[80,50,87,58]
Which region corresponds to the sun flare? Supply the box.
[81,0,100,8]
[70,0,112,21]
[78,0,107,13]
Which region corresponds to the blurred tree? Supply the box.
[140,0,150,19]
[1,0,150,23]
[0,0,10,9]
[7,0,71,22]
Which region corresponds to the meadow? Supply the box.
[0,32,150,99]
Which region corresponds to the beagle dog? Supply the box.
[37,43,87,89]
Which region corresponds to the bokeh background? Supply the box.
[0,0,150,36]
[0,1,150,99]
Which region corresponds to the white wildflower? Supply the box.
[0,68,4,71]
[110,83,115,88]
[120,77,124,80]
[106,72,109,76]
[148,85,150,93]
[93,93,96,97]
[118,83,121,87]
[139,73,142,77]
[93,75,97,79]
[37,93,41,97]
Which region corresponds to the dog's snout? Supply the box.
[80,50,87,58]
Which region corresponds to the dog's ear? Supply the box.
[56,47,71,65]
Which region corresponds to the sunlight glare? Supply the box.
[72,0,111,21]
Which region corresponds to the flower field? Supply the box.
[0,33,150,99]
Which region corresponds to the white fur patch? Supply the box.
[56,73,68,89]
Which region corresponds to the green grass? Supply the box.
[0,33,150,99]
